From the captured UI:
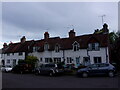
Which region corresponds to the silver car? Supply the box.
[1,65,12,72]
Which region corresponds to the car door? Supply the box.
[97,64,109,75]
[40,64,46,74]
[88,64,99,75]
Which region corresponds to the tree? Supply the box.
[25,55,38,68]
[109,31,120,70]
[18,59,26,65]
[109,31,119,44]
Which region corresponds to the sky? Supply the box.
[0,1,119,48]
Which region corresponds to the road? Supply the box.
[2,72,119,88]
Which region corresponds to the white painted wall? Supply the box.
[29,47,109,68]
[88,47,109,64]
[2,52,25,67]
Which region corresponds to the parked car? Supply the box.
[11,64,33,74]
[1,65,12,72]
[76,63,116,78]
[34,63,64,76]
[63,64,76,73]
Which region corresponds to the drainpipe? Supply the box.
[87,48,90,64]
[63,50,65,64]
[105,47,108,63]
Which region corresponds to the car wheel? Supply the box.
[20,71,23,74]
[82,72,88,78]
[35,70,40,75]
[5,69,7,73]
[108,71,114,77]
[49,72,54,76]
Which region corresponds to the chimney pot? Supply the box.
[3,43,7,48]
[21,36,26,43]
[69,29,76,38]
[44,32,49,39]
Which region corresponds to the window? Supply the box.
[40,58,42,62]
[7,59,10,64]
[73,42,79,51]
[89,64,98,68]
[33,47,40,52]
[7,53,10,56]
[88,43,99,51]
[83,57,90,66]
[76,57,80,64]
[13,59,16,66]
[94,57,102,63]
[45,58,52,63]
[55,45,60,52]
[98,63,109,67]
[54,58,61,63]
[18,52,23,56]
[44,43,49,51]
[67,57,72,63]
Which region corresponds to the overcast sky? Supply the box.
[1,2,118,48]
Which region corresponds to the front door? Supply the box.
[13,59,16,67]
[76,57,80,68]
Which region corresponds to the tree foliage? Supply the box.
[25,55,38,65]
[109,31,119,44]
[109,31,120,70]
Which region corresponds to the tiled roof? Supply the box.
[2,33,109,53]
[3,40,34,53]
[36,33,109,51]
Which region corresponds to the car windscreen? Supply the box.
[6,66,11,68]
[57,64,63,69]
[88,64,98,68]
[45,64,55,67]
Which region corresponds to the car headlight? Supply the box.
[56,69,59,72]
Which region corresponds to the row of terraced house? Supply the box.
[1,23,110,68]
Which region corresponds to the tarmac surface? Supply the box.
[2,72,119,88]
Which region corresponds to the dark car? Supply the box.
[11,64,33,74]
[76,63,116,78]
[34,63,64,76]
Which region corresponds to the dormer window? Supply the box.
[73,41,79,51]
[44,43,49,51]
[55,44,60,52]
[33,46,40,52]
[88,43,99,51]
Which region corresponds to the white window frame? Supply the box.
[67,57,72,63]
[33,46,40,52]
[7,59,10,64]
[88,43,99,51]
[44,43,49,51]
[55,44,60,52]
[72,41,79,51]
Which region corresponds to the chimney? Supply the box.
[69,29,76,38]
[103,23,109,33]
[44,32,49,39]
[3,43,7,48]
[21,36,26,43]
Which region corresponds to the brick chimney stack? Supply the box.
[44,32,49,39]
[21,36,26,43]
[103,23,109,33]
[69,29,76,38]
[3,43,7,48]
